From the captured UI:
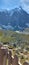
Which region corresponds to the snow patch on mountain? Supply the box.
[0,27,2,30]
[2,24,14,30]
[26,23,29,27]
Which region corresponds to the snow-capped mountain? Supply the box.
[0,7,29,31]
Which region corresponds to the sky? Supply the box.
[0,0,29,13]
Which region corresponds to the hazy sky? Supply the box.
[0,0,29,13]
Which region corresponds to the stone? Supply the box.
[8,51,12,65]
[0,48,7,65]
[12,55,19,65]
[23,62,29,65]
[3,49,8,65]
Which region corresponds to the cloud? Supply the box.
[20,0,29,14]
[0,0,29,13]
[20,0,29,6]
[23,0,29,5]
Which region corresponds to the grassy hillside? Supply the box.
[0,30,29,46]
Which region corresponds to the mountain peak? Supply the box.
[0,7,29,31]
